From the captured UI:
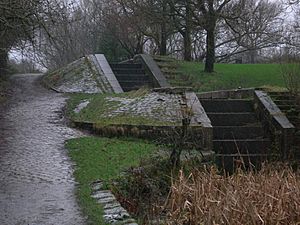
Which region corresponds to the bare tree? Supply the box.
[0,0,41,75]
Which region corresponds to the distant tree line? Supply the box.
[1,0,300,75]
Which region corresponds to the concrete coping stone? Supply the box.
[94,54,123,94]
[185,92,212,128]
[254,90,295,130]
[133,54,171,88]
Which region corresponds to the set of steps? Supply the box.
[200,98,271,171]
[269,92,300,158]
[110,63,151,92]
[152,55,194,87]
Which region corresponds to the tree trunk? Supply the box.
[204,26,215,73]
[160,1,167,55]
[183,31,192,61]
[249,49,256,64]
[0,49,8,76]
[183,0,192,61]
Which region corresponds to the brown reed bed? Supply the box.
[166,165,300,225]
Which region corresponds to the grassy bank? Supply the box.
[66,136,158,225]
[179,62,285,92]
[156,56,286,92]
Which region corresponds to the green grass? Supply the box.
[66,136,158,225]
[178,62,285,92]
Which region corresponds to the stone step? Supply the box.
[110,63,142,69]
[213,139,271,154]
[201,99,253,113]
[115,74,150,81]
[112,68,145,75]
[118,80,151,86]
[270,94,296,101]
[277,105,299,111]
[213,126,265,139]
[207,112,259,126]
[122,85,148,92]
[274,99,297,105]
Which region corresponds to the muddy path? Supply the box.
[0,74,86,225]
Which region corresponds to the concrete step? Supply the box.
[207,112,259,126]
[118,81,151,88]
[122,86,148,92]
[270,94,296,101]
[115,74,149,81]
[277,105,299,111]
[213,126,265,139]
[110,63,142,69]
[201,99,253,113]
[112,68,145,75]
[274,99,297,105]
[213,139,271,154]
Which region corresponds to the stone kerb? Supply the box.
[254,90,295,158]
[133,54,171,88]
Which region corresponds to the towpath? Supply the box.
[0,74,86,225]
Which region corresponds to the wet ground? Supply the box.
[0,74,86,225]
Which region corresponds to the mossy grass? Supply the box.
[66,136,158,225]
[66,89,179,126]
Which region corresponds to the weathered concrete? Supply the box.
[43,54,122,94]
[94,54,123,93]
[133,54,171,88]
[0,74,85,225]
[254,90,295,158]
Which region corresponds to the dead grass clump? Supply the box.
[167,165,300,225]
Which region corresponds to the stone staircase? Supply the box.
[152,56,194,88]
[269,92,300,158]
[110,63,151,92]
[200,98,271,171]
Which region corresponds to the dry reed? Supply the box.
[166,165,300,225]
